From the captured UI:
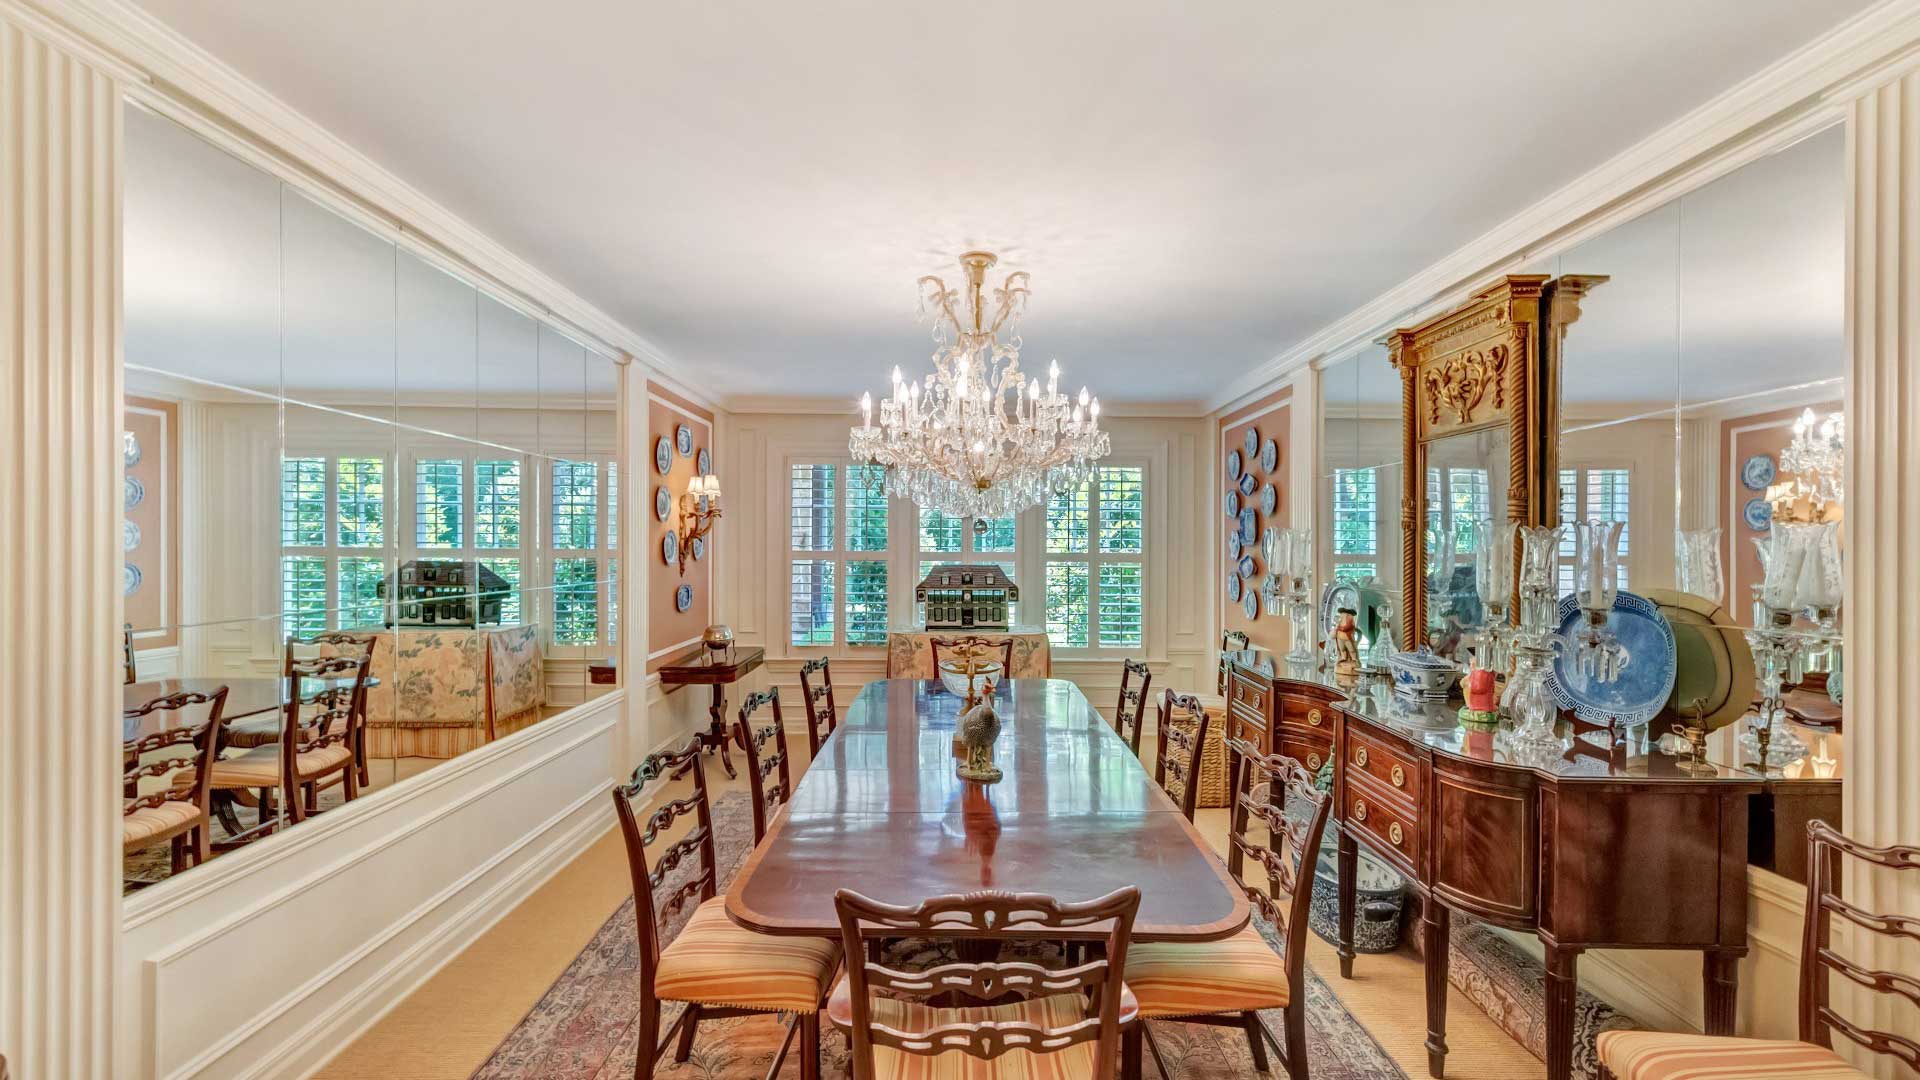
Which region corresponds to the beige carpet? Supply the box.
[317,737,1546,1080]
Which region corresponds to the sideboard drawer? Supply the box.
[1278,733,1332,776]
[1347,724,1422,806]
[1280,696,1334,736]
[1228,710,1271,756]
[1229,672,1269,717]
[1345,774,1421,876]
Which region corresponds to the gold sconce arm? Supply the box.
[676,474,722,577]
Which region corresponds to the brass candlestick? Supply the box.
[1670,698,1718,776]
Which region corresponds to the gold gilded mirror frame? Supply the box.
[1385,274,1607,650]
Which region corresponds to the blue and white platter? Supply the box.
[676,424,695,458]
[697,448,712,476]
[1225,449,1242,480]
[1243,589,1260,620]
[1238,508,1258,545]
[1226,531,1242,559]
[123,476,144,510]
[1547,590,1676,727]
[1243,427,1260,458]
[1260,483,1278,517]
[692,536,706,561]
[1225,490,1240,518]
[1743,497,1773,532]
[1226,574,1242,603]
[1741,453,1777,492]
[1260,438,1279,473]
[1238,471,1258,496]
[675,584,694,612]
[655,486,673,521]
[654,436,674,475]
[1237,554,1258,579]
[661,530,678,565]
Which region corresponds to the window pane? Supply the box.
[1334,563,1375,583]
[790,465,835,552]
[552,460,599,550]
[1047,482,1090,554]
[1045,562,1089,648]
[1097,562,1144,648]
[606,462,618,551]
[1447,468,1488,555]
[337,556,386,628]
[479,557,521,625]
[281,456,326,547]
[790,559,836,646]
[281,555,326,638]
[553,557,599,644]
[475,460,522,549]
[847,465,888,552]
[1588,468,1631,588]
[919,509,961,553]
[1332,468,1377,556]
[846,560,888,646]
[975,516,1016,552]
[1558,467,1578,596]
[336,457,385,548]
[607,558,618,644]
[415,458,464,548]
[1097,467,1144,553]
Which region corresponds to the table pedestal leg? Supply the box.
[1544,943,1581,1080]
[1703,950,1741,1035]
[1423,899,1450,1077]
[705,684,736,779]
[1337,828,1358,979]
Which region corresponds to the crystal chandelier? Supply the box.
[1778,407,1845,510]
[849,251,1109,518]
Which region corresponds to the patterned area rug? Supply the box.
[474,793,1406,1079]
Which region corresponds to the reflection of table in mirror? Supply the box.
[656,645,764,779]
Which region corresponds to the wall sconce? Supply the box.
[677,474,721,576]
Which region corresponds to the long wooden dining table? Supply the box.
[725,677,1249,943]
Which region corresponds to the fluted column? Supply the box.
[0,9,126,1078]
[1843,69,1920,1074]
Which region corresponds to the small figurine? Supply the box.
[956,685,1004,783]
[1330,607,1362,678]
[1457,662,1500,731]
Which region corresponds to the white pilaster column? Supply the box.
[1844,68,1920,1072]
[0,8,125,1077]
[617,359,650,772]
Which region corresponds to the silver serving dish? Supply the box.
[1387,648,1462,701]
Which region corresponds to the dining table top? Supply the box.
[121,675,370,744]
[724,677,1250,943]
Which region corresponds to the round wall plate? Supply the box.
[1227,575,1242,603]
[654,486,673,521]
[661,530,678,564]
[654,436,674,475]
[123,431,142,467]
[697,447,712,475]
[1260,438,1279,473]
[1243,589,1260,620]
[1260,483,1278,516]
[1225,449,1242,480]
[692,536,706,561]
[123,562,142,596]
[124,476,144,510]
[1743,498,1773,532]
[1741,453,1777,492]
[1243,427,1260,458]
[676,424,695,457]
[1225,489,1240,518]
[123,520,141,552]
[1227,531,1243,559]
[675,584,694,612]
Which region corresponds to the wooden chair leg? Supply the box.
[1122,1023,1144,1080]
[170,835,187,875]
[1284,1000,1308,1080]
[343,762,360,801]
[799,1012,820,1080]
[1243,1010,1271,1072]
[634,994,660,1080]
[192,819,210,867]
[673,1003,701,1062]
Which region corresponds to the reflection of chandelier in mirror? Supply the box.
[1779,407,1844,509]
[848,251,1109,518]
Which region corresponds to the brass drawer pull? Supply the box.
[1353,800,1368,823]
[1308,708,1324,727]
[1391,764,1406,788]
[1388,822,1404,846]
[1354,747,1369,767]
[1306,752,1322,770]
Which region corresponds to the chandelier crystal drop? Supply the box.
[848,250,1109,518]
[1779,407,1845,510]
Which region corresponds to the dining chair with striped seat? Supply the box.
[124,686,229,877]
[193,653,369,839]
[1596,820,1919,1080]
[1124,738,1333,1079]
[1153,690,1211,822]
[1113,658,1153,756]
[613,737,839,1080]
[828,886,1142,1080]
[930,634,1014,675]
[798,657,838,756]
[734,688,793,844]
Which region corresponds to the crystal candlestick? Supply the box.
[1280,527,1316,665]
[1501,524,1571,757]
[1677,527,1725,606]
[1472,518,1516,673]
[1570,520,1627,683]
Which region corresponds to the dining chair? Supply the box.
[1125,738,1333,1079]
[1217,629,1250,694]
[734,689,792,844]
[797,657,838,756]
[1112,658,1153,755]
[195,653,369,839]
[307,631,381,786]
[1153,690,1212,822]
[1597,819,1920,1080]
[930,634,1014,675]
[124,686,229,876]
[612,737,838,1080]
[122,622,137,685]
[828,886,1142,1080]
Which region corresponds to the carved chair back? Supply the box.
[1218,630,1250,694]
[1154,690,1211,821]
[1114,658,1152,755]
[611,737,719,984]
[281,653,369,780]
[289,630,379,725]
[1224,738,1333,990]
[123,623,137,685]
[930,634,1014,674]
[734,688,791,843]
[1800,820,1920,1072]
[798,656,838,755]
[833,886,1141,1080]
[123,686,230,823]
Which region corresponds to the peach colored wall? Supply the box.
[1217,386,1292,653]
[1720,399,1842,613]
[647,383,716,673]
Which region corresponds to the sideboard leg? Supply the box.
[706,684,737,779]
[1543,944,1581,1080]
[1337,828,1358,979]
[1422,899,1449,1077]
[1702,950,1741,1035]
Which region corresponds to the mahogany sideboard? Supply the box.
[1222,649,1839,1080]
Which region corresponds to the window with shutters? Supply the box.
[915,507,1020,625]
[1557,467,1631,596]
[1044,465,1145,651]
[789,462,891,648]
[280,454,392,636]
[1331,467,1379,583]
[1423,465,1489,632]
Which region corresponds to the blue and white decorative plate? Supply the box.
[123,562,142,597]
[1547,590,1676,726]
[676,424,695,458]
[1226,531,1243,559]
[692,536,706,561]
[697,447,712,476]
[123,476,144,510]
[1243,427,1260,458]
[654,486,672,522]
[1238,471,1258,497]
[1743,497,1773,532]
[1238,508,1258,546]
[661,530,678,565]
[654,436,674,475]
[1238,554,1258,579]
[1260,438,1279,473]
[123,431,141,467]
[1260,483,1278,517]
[1226,574,1242,603]
[675,584,694,612]
[1243,588,1260,620]
[123,521,141,552]
[1225,449,1242,480]
[1225,489,1240,518]
[1741,453,1777,492]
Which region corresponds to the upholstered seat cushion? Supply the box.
[826,982,1124,1080]
[122,799,203,849]
[1124,923,1290,1018]
[190,743,352,789]
[652,897,839,1012]
[1597,1031,1870,1079]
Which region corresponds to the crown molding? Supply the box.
[1205,0,1920,415]
[15,0,721,415]
[723,392,1208,418]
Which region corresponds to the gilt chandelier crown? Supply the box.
[849,251,1109,519]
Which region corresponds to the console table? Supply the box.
[657,645,764,780]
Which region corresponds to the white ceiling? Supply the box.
[127,0,1873,406]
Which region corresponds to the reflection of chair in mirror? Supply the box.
[1597,820,1920,1080]
[797,657,837,756]
[1218,629,1251,693]
[1115,657,1153,756]
[124,687,229,878]
[930,633,1014,674]
[1154,690,1211,821]
[122,622,137,685]
[196,653,370,838]
[734,689,791,844]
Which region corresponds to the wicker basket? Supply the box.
[1167,697,1232,809]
